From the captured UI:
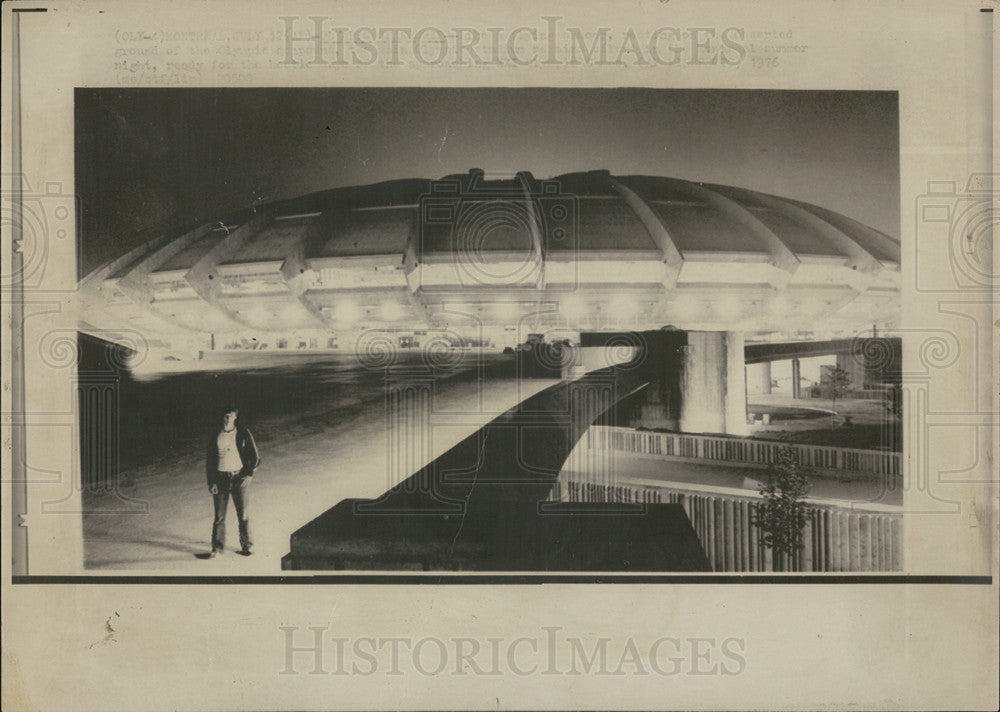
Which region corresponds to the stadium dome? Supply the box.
[79,169,900,351]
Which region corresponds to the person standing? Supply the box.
[205,405,260,557]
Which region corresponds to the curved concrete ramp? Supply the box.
[284,332,711,571]
[284,500,710,572]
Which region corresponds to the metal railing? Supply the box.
[586,425,901,479]
[551,478,902,572]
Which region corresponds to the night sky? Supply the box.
[75,88,899,277]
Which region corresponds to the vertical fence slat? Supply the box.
[587,425,900,478]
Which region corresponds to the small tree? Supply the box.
[754,446,811,571]
[820,365,852,414]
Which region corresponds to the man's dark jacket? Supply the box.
[206,427,261,485]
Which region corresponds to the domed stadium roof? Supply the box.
[80,169,900,347]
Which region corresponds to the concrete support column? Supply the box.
[791,358,802,399]
[725,332,749,435]
[680,331,748,436]
[747,361,772,395]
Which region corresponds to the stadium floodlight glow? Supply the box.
[245,305,270,325]
[279,303,302,322]
[379,301,404,321]
[333,299,360,323]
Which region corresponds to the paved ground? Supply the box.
[83,384,900,573]
[82,377,558,573]
[746,394,900,450]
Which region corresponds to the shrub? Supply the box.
[754,446,812,571]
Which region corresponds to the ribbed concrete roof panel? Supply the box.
[743,208,842,256]
[225,219,312,264]
[784,198,900,263]
[574,198,657,251]
[156,232,228,272]
[648,203,745,253]
[702,184,842,256]
[419,199,535,253]
[318,207,415,257]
